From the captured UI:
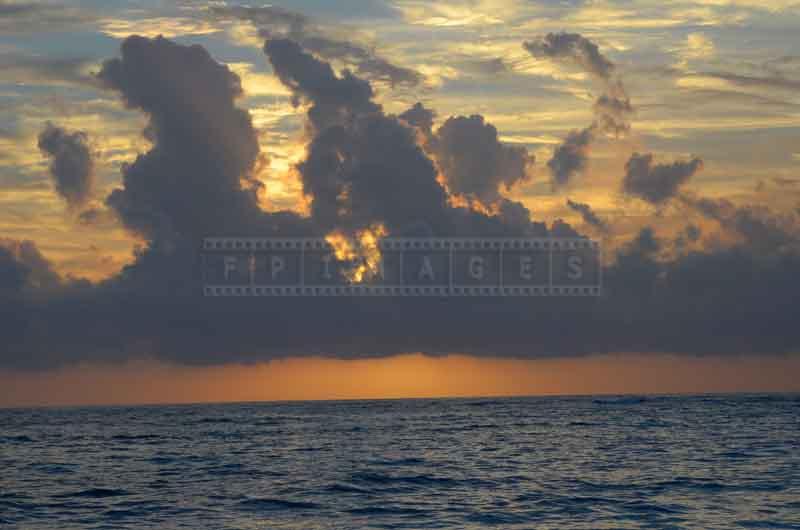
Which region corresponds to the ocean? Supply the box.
[1,394,798,529]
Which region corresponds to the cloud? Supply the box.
[416,113,535,206]
[593,92,634,136]
[566,198,608,233]
[3,35,800,371]
[524,33,633,189]
[0,1,95,34]
[395,1,506,27]
[0,54,97,87]
[37,122,94,209]
[680,194,797,254]
[264,38,380,134]
[685,33,716,60]
[96,35,303,245]
[524,32,615,81]
[623,153,703,204]
[0,238,61,290]
[211,5,422,88]
[0,245,30,292]
[547,126,594,189]
[264,38,537,236]
[703,71,800,92]
[399,102,436,134]
[99,17,220,39]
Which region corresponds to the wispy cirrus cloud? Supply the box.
[98,17,221,39]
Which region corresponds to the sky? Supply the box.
[1,0,799,406]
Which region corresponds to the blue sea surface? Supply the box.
[1,394,799,529]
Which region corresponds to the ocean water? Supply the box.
[1,395,799,529]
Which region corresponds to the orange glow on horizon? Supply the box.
[1,353,799,408]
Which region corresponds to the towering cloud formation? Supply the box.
[623,153,703,204]
[566,199,608,233]
[264,38,540,236]
[211,5,421,87]
[264,38,450,234]
[37,122,94,209]
[524,33,633,189]
[3,34,800,371]
[97,36,300,245]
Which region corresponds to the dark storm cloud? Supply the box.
[547,126,594,189]
[37,122,94,209]
[566,199,608,233]
[97,35,307,245]
[623,153,703,204]
[210,5,421,87]
[426,115,534,205]
[524,32,615,80]
[264,38,542,236]
[264,37,442,233]
[3,35,800,370]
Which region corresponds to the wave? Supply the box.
[61,488,130,499]
[237,497,321,511]
[592,396,649,405]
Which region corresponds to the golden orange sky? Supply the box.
[2,353,798,408]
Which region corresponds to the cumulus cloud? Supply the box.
[396,103,536,209]
[264,38,542,236]
[425,114,535,205]
[97,35,305,246]
[623,153,703,204]
[37,122,94,209]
